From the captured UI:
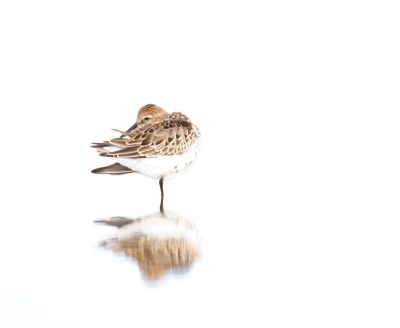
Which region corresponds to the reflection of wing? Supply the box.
[100,120,197,158]
[94,216,134,228]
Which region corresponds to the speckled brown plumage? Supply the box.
[92,105,200,159]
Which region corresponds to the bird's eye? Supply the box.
[144,117,150,121]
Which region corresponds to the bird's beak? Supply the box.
[120,122,137,137]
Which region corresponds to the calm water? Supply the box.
[1,131,399,327]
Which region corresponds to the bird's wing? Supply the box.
[96,120,197,158]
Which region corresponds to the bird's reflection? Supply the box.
[95,210,200,281]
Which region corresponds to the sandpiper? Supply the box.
[91,104,202,210]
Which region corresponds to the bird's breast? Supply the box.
[117,136,202,180]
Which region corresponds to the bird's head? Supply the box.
[136,104,169,126]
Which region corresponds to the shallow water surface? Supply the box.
[1,162,400,327]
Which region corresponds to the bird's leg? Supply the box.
[159,177,164,213]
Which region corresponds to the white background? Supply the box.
[1,1,400,328]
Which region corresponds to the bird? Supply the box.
[91,104,202,211]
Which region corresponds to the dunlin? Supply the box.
[91,104,202,210]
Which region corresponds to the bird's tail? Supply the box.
[91,162,135,175]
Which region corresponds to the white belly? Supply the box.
[115,136,202,180]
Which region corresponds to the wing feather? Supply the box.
[97,119,197,158]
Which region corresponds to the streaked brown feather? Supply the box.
[91,141,111,149]
[98,113,198,159]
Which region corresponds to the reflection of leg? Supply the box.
[159,177,164,212]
